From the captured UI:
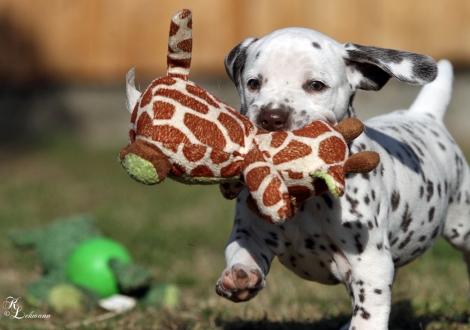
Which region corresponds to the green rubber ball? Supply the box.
[66,237,131,298]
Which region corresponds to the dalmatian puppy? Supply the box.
[215,27,470,330]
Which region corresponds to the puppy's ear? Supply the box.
[224,38,258,87]
[343,43,437,91]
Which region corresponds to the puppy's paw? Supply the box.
[215,263,265,302]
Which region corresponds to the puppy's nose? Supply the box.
[260,111,288,131]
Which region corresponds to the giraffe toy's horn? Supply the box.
[167,9,193,80]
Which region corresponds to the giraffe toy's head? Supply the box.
[119,9,380,224]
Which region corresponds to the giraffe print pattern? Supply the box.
[167,8,192,80]
[120,9,379,224]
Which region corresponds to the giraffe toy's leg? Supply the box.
[242,147,292,224]
[120,140,171,185]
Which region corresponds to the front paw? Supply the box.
[215,263,265,302]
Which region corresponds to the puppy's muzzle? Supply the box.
[259,110,288,131]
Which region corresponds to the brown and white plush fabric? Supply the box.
[119,9,379,224]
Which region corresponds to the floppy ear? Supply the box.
[343,43,438,91]
[224,38,258,88]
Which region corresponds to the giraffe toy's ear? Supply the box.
[126,68,141,113]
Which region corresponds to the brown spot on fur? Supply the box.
[186,84,221,108]
[263,177,283,206]
[210,149,231,165]
[183,143,206,162]
[153,101,175,120]
[277,203,291,220]
[152,124,189,144]
[294,121,331,138]
[190,165,214,177]
[270,131,288,148]
[327,165,345,190]
[177,39,192,52]
[154,76,177,86]
[155,89,209,114]
[168,58,192,71]
[244,144,268,165]
[184,113,226,150]
[166,73,189,80]
[136,112,154,138]
[180,9,192,19]
[319,136,347,164]
[220,160,242,177]
[245,166,270,192]
[169,21,179,36]
[162,142,178,153]
[287,170,303,180]
[218,112,245,147]
[140,87,154,108]
[273,140,312,165]
[131,102,139,124]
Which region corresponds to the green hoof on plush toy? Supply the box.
[122,153,160,185]
[120,140,171,185]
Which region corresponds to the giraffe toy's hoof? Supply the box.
[120,140,171,185]
[121,153,160,185]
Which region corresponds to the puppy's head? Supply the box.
[225,27,437,131]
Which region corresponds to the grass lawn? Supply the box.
[1,138,469,329]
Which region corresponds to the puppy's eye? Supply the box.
[307,81,326,91]
[247,79,261,91]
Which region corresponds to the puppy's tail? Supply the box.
[408,59,453,121]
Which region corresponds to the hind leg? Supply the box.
[442,172,470,299]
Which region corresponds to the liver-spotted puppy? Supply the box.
[215,27,470,330]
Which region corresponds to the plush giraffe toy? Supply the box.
[120,9,380,224]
